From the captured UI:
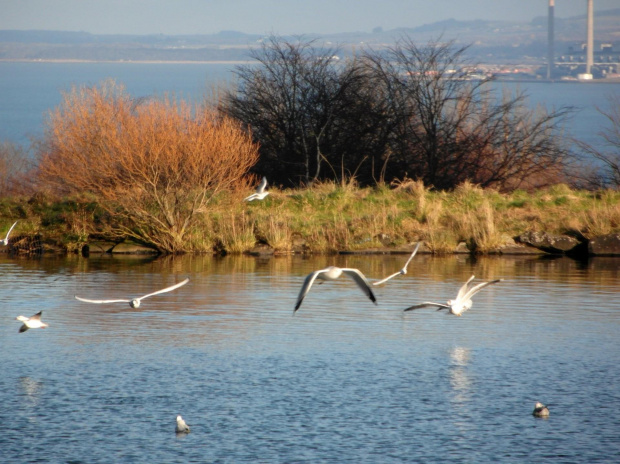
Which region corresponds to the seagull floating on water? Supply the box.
[244,176,270,202]
[404,275,503,316]
[372,242,420,286]
[16,311,49,333]
[1,220,18,246]
[75,278,189,308]
[532,402,550,417]
[176,415,190,433]
[295,266,377,312]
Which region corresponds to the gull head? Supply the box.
[130,299,141,308]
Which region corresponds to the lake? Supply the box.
[1,252,619,463]
[0,61,619,154]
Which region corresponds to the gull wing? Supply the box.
[456,275,476,301]
[139,278,190,300]
[256,176,268,194]
[75,296,130,304]
[294,270,325,312]
[29,311,43,321]
[4,221,18,240]
[19,323,29,333]
[244,193,258,201]
[403,302,450,312]
[401,242,421,273]
[372,271,401,286]
[342,268,377,305]
[372,242,421,286]
[462,278,503,301]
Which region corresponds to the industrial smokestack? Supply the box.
[586,0,594,75]
[547,0,554,79]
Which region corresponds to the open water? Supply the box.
[0,253,619,463]
[0,61,618,154]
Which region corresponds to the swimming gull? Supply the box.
[75,278,190,308]
[1,220,18,246]
[372,242,420,286]
[16,311,49,333]
[244,176,270,201]
[294,266,377,312]
[403,275,503,316]
[176,415,190,433]
[532,402,550,417]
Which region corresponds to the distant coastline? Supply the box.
[0,58,254,64]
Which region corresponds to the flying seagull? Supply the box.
[372,242,421,286]
[176,415,190,433]
[295,266,377,312]
[75,278,190,308]
[532,402,550,418]
[16,311,49,333]
[244,176,270,201]
[1,220,18,246]
[404,275,503,316]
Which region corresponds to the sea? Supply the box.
[0,61,619,156]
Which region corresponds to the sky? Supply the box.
[2,0,618,36]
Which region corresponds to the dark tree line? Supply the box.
[222,35,575,191]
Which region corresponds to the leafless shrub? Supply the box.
[37,80,259,253]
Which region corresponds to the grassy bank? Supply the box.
[1,181,619,255]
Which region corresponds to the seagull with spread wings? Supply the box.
[244,176,270,202]
[16,311,49,333]
[294,266,377,313]
[404,275,503,316]
[372,242,420,286]
[75,278,190,309]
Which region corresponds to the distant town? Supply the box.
[0,6,618,82]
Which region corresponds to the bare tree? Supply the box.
[363,37,574,190]
[0,141,32,196]
[222,36,391,187]
[574,94,620,188]
[37,80,259,253]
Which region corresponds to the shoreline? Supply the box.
[0,58,255,65]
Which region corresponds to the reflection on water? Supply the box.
[0,253,619,463]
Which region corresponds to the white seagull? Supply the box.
[372,242,420,286]
[1,220,18,246]
[294,266,377,312]
[244,176,270,201]
[75,278,190,308]
[175,415,190,433]
[532,402,550,417]
[16,311,49,333]
[404,275,503,316]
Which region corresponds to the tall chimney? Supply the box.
[547,0,554,79]
[586,0,594,75]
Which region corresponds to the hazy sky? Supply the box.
[2,0,618,36]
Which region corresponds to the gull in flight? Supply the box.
[16,311,49,333]
[372,242,420,286]
[532,402,550,417]
[294,266,377,312]
[1,220,18,246]
[176,415,190,433]
[404,275,503,316]
[75,278,190,308]
[244,176,270,201]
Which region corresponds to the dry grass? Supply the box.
[3,177,620,254]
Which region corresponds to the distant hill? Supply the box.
[0,9,617,63]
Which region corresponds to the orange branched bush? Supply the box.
[37,80,259,253]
